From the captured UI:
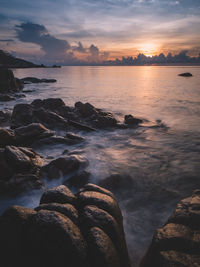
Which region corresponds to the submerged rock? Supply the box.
[41,155,88,179]
[141,190,200,267]
[64,171,91,189]
[178,72,193,77]
[0,184,131,267]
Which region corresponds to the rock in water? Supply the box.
[0,184,131,267]
[178,72,193,77]
[0,69,23,93]
[0,146,43,195]
[141,190,200,267]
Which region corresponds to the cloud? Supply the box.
[15,22,71,60]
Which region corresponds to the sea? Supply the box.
[1,66,200,266]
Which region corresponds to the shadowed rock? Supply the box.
[141,190,200,267]
[0,69,23,93]
[178,72,193,77]
[21,77,57,84]
[0,146,43,195]
[124,114,143,126]
[41,155,88,179]
[0,184,131,267]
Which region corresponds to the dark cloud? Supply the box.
[73,42,87,53]
[0,39,14,42]
[16,22,71,59]
[62,30,93,39]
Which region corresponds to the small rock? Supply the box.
[178,72,193,77]
[124,114,143,125]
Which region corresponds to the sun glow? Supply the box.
[139,43,159,57]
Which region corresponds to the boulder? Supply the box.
[40,185,76,205]
[64,171,91,189]
[141,190,200,267]
[0,146,43,195]
[0,184,131,267]
[35,203,78,224]
[178,73,193,77]
[124,115,143,125]
[0,69,23,93]
[0,94,15,101]
[14,123,54,145]
[75,102,96,117]
[11,104,34,127]
[41,155,88,179]
[31,98,65,111]
[0,110,10,124]
[0,128,15,147]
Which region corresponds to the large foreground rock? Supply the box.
[141,190,200,267]
[0,184,131,267]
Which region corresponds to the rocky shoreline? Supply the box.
[0,68,199,267]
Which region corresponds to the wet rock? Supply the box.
[75,101,96,117]
[32,136,79,147]
[99,173,135,192]
[0,128,15,147]
[11,104,34,127]
[66,132,85,142]
[95,113,118,128]
[21,77,57,84]
[178,72,193,77]
[41,155,88,179]
[40,185,76,205]
[3,174,44,194]
[0,206,36,267]
[124,114,143,125]
[64,171,91,189]
[0,94,15,101]
[0,110,11,124]
[0,146,43,195]
[80,183,116,199]
[68,119,96,132]
[78,190,123,222]
[141,190,200,267]
[0,184,130,267]
[14,123,54,145]
[31,98,65,111]
[87,227,121,267]
[0,69,23,93]
[33,108,69,129]
[35,203,78,224]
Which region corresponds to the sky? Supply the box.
[0,0,200,64]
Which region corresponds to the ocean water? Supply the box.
[1,66,200,266]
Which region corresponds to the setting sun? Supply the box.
[139,43,159,57]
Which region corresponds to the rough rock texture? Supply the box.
[0,69,23,93]
[41,155,88,179]
[11,98,141,131]
[141,190,200,267]
[0,145,43,195]
[0,184,131,267]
